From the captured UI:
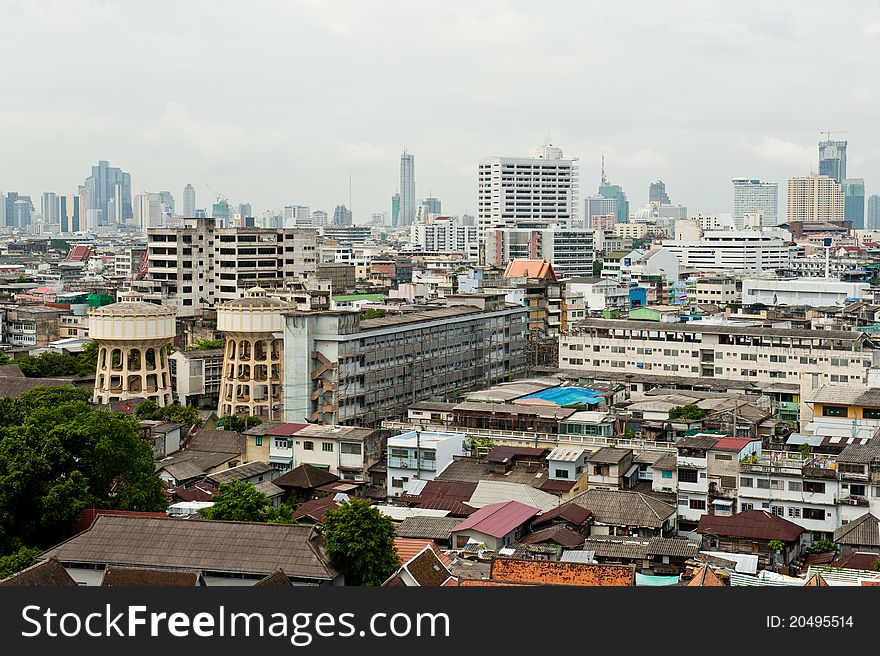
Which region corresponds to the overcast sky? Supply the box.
[2,0,879,220]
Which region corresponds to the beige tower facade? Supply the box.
[217,287,289,420]
[90,290,177,406]
[787,175,845,223]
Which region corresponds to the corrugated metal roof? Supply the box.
[833,512,880,547]
[697,510,804,542]
[467,481,559,513]
[451,501,539,538]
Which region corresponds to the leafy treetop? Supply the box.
[668,404,707,420]
[199,480,292,524]
[320,499,399,586]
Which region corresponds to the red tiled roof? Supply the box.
[73,509,169,535]
[520,527,585,549]
[697,510,805,542]
[451,500,539,539]
[503,259,557,281]
[687,565,725,587]
[539,479,577,494]
[292,497,340,524]
[830,552,880,571]
[268,423,309,436]
[711,437,759,452]
[65,245,94,262]
[531,503,592,528]
[393,539,453,567]
[490,558,634,586]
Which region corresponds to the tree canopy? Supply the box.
[135,399,201,427]
[216,415,263,432]
[199,480,292,523]
[187,339,225,351]
[0,386,167,558]
[15,341,98,378]
[320,499,399,586]
[668,404,706,420]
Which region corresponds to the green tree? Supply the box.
[808,537,837,554]
[135,400,202,428]
[0,352,12,366]
[200,480,292,523]
[320,499,398,586]
[187,339,226,351]
[17,352,84,378]
[668,404,707,420]
[49,239,70,252]
[0,546,41,579]
[76,341,99,373]
[592,258,603,276]
[135,399,163,420]
[361,309,386,320]
[216,415,263,432]
[0,386,167,556]
[464,433,495,457]
[798,443,812,459]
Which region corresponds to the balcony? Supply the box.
[835,495,870,507]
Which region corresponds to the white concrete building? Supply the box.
[566,277,629,312]
[689,275,738,305]
[662,228,791,274]
[386,430,467,497]
[741,277,868,307]
[483,227,595,278]
[410,216,477,254]
[477,144,579,236]
[733,178,779,228]
[787,176,846,223]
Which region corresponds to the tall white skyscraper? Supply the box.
[41,192,59,227]
[732,178,779,228]
[478,144,579,236]
[867,195,880,231]
[787,176,845,223]
[134,193,162,232]
[182,184,196,217]
[399,151,416,227]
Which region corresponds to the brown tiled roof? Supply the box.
[73,508,170,535]
[408,498,476,516]
[687,565,724,587]
[485,446,549,464]
[402,548,453,586]
[0,378,89,399]
[586,447,632,464]
[531,504,593,528]
[400,480,477,503]
[187,430,243,455]
[41,515,338,581]
[830,552,880,571]
[101,567,202,587]
[207,461,275,485]
[833,513,880,547]
[443,578,530,587]
[520,527,585,549]
[396,516,461,542]
[697,510,805,542]
[539,479,577,494]
[0,558,77,587]
[489,558,634,586]
[254,569,293,586]
[292,497,340,524]
[273,463,340,489]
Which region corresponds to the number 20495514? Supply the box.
[767,616,854,629]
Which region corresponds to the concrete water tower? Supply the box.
[216,287,290,420]
[90,290,177,406]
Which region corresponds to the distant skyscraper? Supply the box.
[732,178,779,227]
[598,159,628,224]
[134,193,162,232]
[0,193,5,227]
[238,202,252,218]
[158,191,175,221]
[867,195,880,231]
[4,192,34,229]
[584,195,617,229]
[787,176,845,223]
[182,184,196,217]
[212,199,232,227]
[83,160,132,226]
[478,144,579,235]
[399,151,416,226]
[648,181,670,206]
[818,140,847,183]
[421,197,441,216]
[391,192,400,227]
[842,179,865,229]
[59,194,80,233]
[41,192,59,227]
[332,204,353,225]
[311,209,328,227]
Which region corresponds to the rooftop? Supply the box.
[697,510,805,543]
[451,501,540,539]
[566,489,676,529]
[489,558,634,586]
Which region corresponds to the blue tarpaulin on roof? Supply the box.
[518,387,602,407]
[635,573,680,586]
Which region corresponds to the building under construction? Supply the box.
[283,294,528,427]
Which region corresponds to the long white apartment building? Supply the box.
[560,318,878,388]
[732,178,779,228]
[477,144,579,237]
[483,227,595,277]
[662,222,791,274]
[409,216,477,257]
[787,175,846,223]
[132,217,319,317]
[741,277,868,307]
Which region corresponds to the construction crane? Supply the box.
[820,129,848,141]
[205,183,223,203]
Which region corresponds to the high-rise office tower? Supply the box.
[842,179,865,229]
[787,176,845,223]
[584,195,617,229]
[238,202,252,218]
[818,140,847,183]
[478,144,579,236]
[391,192,400,227]
[421,196,441,216]
[182,184,196,217]
[311,209,328,227]
[5,193,34,229]
[868,195,880,231]
[598,159,628,224]
[0,193,5,227]
[59,194,80,233]
[83,160,132,226]
[41,192,59,227]
[134,193,163,232]
[212,198,232,227]
[158,191,175,221]
[732,178,779,227]
[399,151,416,227]
[649,181,670,206]
[332,204,353,225]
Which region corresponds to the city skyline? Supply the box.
[1,1,879,220]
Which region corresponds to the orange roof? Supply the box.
[489,558,634,586]
[443,578,529,587]
[393,538,453,567]
[687,565,725,587]
[503,259,557,281]
[803,573,829,587]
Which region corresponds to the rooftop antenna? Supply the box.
[600,155,609,186]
